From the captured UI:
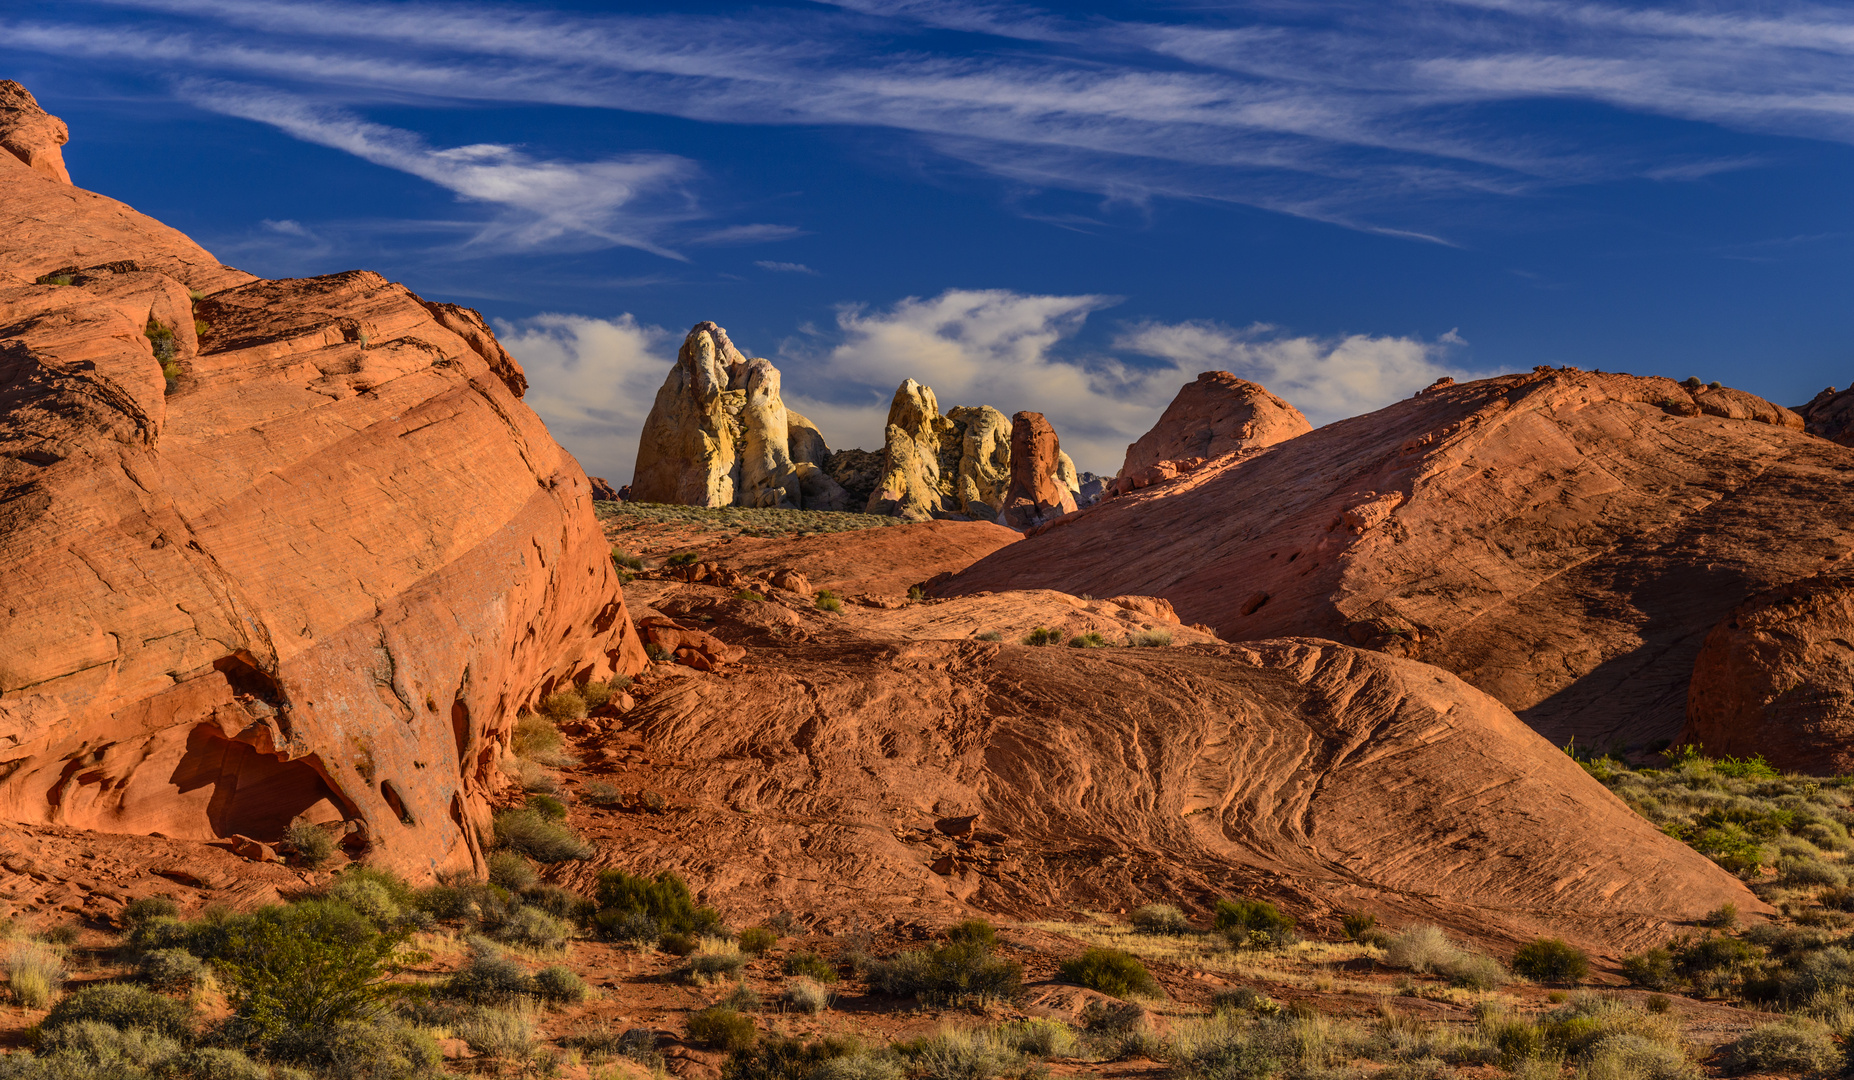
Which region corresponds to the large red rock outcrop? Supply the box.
[999,411,1077,531]
[1119,370,1310,477]
[1681,571,1854,774]
[1797,384,1854,447]
[942,368,1854,749]
[0,81,71,185]
[570,587,1760,952]
[0,87,645,878]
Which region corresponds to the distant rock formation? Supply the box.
[631,322,851,511]
[944,367,1854,750]
[1682,570,1854,774]
[999,411,1079,531]
[1797,385,1854,446]
[1119,370,1310,477]
[0,84,645,879]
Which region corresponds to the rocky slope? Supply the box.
[587,573,1760,954]
[1118,369,1311,477]
[0,85,644,879]
[942,367,1851,750]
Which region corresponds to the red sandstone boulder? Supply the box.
[0,81,71,185]
[1681,571,1854,773]
[637,616,747,670]
[1797,385,1854,447]
[0,88,645,878]
[944,367,1854,750]
[1119,370,1310,477]
[999,411,1077,531]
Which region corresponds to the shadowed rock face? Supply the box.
[1000,411,1077,531]
[563,609,1759,953]
[0,88,646,878]
[1797,385,1854,447]
[1119,370,1311,477]
[1682,571,1854,774]
[944,368,1854,749]
[631,322,849,510]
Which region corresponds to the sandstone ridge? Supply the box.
[942,367,1854,750]
[0,89,646,878]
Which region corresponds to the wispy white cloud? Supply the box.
[692,224,808,246]
[756,261,819,274]
[179,81,700,256]
[496,313,677,483]
[15,0,1854,240]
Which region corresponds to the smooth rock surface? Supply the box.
[999,411,1078,531]
[0,104,646,878]
[1119,370,1311,477]
[945,368,1854,748]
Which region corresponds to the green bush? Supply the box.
[456,1006,536,1064]
[946,919,998,948]
[4,940,66,1008]
[1512,938,1591,984]
[1213,898,1295,942]
[1130,629,1173,647]
[976,630,1003,642]
[493,808,592,862]
[737,926,777,955]
[314,1021,442,1080]
[282,821,335,869]
[688,1007,758,1052]
[783,950,839,984]
[1131,904,1191,935]
[1443,952,1509,990]
[43,982,196,1040]
[1383,924,1461,973]
[487,851,538,891]
[817,591,843,613]
[1069,632,1108,648]
[722,1034,857,1080]
[538,687,588,722]
[784,976,831,1015]
[511,712,568,764]
[684,946,748,985]
[594,868,721,935]
[867,941,1023,1005]
[446,940,533,1003]
[1724,1018,1841,1075]
[485,904,570,951]
[1340,912,1377,941]
[119,897,181,928]
[29,1020,184,1075]
[996,1018,1080,1059]
[121,917,193,957]
[894,1028,1029,1080]
[209,900,411,1056]
[1021,627,1063,646]
[324,868,415,926]
[533,965,588,1004]
[1701,903,1739,930]
[1059,947,1161,999]
[1621,947,1677,990]
[136,949,208,992]
[525,794,568,821]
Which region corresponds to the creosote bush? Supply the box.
[282,821,335,869]
[1725,1017,1841,1075]
[1131,904,1191,935]
[1513,937,1592,985]
[1213,898,1296,945]
[3,940,66,1008]
[1021,627,1063,646]
[1059,947,1161,999]
[868,940,1024,1005]
[816,591,843,613]
[1130,629,1173,647]
[492,808,592,863]
[783,950,839,984]
[688,1006,758,1052]
[723,1034,859,1080]
[43,982,196,1040]
[785,976,831,1014]
[738,926,778,956]
[1069,631,1109,648]
[594,868,723,939]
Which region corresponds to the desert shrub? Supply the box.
[512,758,559,793]
[689,1007,758,1051]
[1069,632,1109,649]
[525,793,568,821]
[595,868,722,935]
[1744,945,1854,1004]
[210,900,410,1055]
[1341,911,1377,941]
[458,1005,537,1063]
[736,589,765,602]
[1130,629,1173,647]
[1059,947,1161,999]
[122,917,193,957]
[29,1020,183,1074]
[1701,903,1740,930]
[612,550,646,571]
[581,677,626,710]
[137,948,208,992]
[323,868,415,927]
[1621,947,1677,990]
[660,932,700,956]
[817,591,843,613]
[868,941,1024,1005]
[1384,924,1462,974]
[486,851,538,891]
[493,808,591,862]
[646,643,671,662]
[1132,904,1191,935]
[1213,898,1296,944]
[313,1021,442,1080]
[1168,1013,1281,1080]
[1512,938,1591,984]
[582,780,624,806]
[785,976,831,1014]
[783,949,839,983]
[1210,988,1277,1015]
[511,712,569,764]
[43,982,196,1040]
[811,1052,908,1080]
[4,940,65,1008]
[996,1018,1079,1059]
[723,981,762,1011]
[976,630,1003,642]
[486,904,570,951]
[1583,1033,1699,1080]
[538,687,588,722]
[895,1028,1030,1080]
[1782,856,1848,888]
[532,965,587,1004]
[119,897,181,928]
[1021,627,1063,646]
[684,940,748,984]
[282,821,335,869]
[1442,951,1509,990]
[724,1035,858,1080]
[1724,1017,1841,1075]
[446,939,533,1003]
[738,926,778,955]
[519,883,592,922]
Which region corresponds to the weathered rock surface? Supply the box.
[0,91,645,878]
[947,405,1014,521]
[673,520,1021,598]
[1682,571,1854,774]
[631,322,849,510]
[999,411,1078,531]
[867,379,957,520]
[823,447,884,508]
[944,368,1854,748]
[1120,370,1311,477]
[579,577,1762,952]
[1797,384,1854,447]
[0,81,71,185]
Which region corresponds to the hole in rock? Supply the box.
[213,652,286,708]
[380,779,415,826]
[167,725,351,842]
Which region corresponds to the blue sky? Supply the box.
[5,0,1853,480]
